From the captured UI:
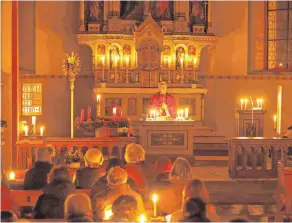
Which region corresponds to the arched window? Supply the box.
[267,1,292,70]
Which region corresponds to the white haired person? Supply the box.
[111,195,140,222]
[64,193,93,222]
[75,148,106,189]
[124,143,153,195]
[24,147,53,190]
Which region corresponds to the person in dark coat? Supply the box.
[23,147,53,190]
[33,166,75,219]
[65,193,93,222]
[152,156,173,182]
[75,148,106,189]
[181,197,210,222]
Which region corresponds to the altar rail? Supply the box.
[229,137,292,179]
[16,137,136,169]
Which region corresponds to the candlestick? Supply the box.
[40,126,44,136]
[273,115,277,130]
[240,98,244,110]
[125,56,129,83]
[80,109,85,122]
[152,194,158,217]
[260,99,263,109]
[185,108,189,118]
[96,95,101,117]
[244,98,248,110]
[24,125,28,136]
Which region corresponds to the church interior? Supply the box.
[1,0,292,222]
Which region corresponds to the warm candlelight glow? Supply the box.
[256,98,260,109]
[114,55,119,66]
[193,57,197,65]
[32,116,36,125]
[244,98,248,110]
[185,108,189,118]
[101,56,105,65]
[260,99,263,109]
[240,98,244,110]
[165,214,172,222]
[125,56,130,65]
[279,63,283,68]
[168,57,171,65]
[113,107,117,116]
[180,57,184,67]
[9,171,15,180]
[96,95,101,103]
[24,125,28,136]
[152,194,158,217]
[273,114,277,130]
[139,214,146,223]
[152,194,158,203]
[104,208,113,220]
[40,126,44,136]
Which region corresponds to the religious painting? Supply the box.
[179,98,196,116]
[120,1,144,20]
[138,40,160,70]
[85,1,104,23]
[149,1,174,21]
[127,98,137,115]
[105,98,122,116]
[189,0,207,26]
[109,45,120,69]
[176,47,185,69]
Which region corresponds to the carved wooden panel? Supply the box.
[128,98,137,115]
[138,39,160,70]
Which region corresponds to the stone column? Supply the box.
[79,0,85,31]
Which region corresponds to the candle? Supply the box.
[139,214,146,223]
[80,109,85,122]
[104,208,113,220]
[97,95,101,104]
[165,214,172,222]
[24,125,28,136]
[244,98,248,110]
[180,57,184,68]
[185,108,189,118]
[113,107,117,116]
[152,194,158,217]
[40,126,44,136]
[273,115,277,130]
[240,98,244,110]
[32,116,36,125]
[9,171,15,180]
[87,106,91,120]
[256,98,260,109]
[279,63,283,68]
[101,56,105,81]
[96,95,101,117]
[260,99,263,109]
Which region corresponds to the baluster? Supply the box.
[282,146,289,167]
[271,146,279,173]
[242,147,248,171]
[235,146,243,170]
[250,146,258,170]
[260,146,269,171]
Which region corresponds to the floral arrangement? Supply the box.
[64,147,84,163]
[62,52,81,77]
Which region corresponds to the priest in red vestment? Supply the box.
[149,81,176,119]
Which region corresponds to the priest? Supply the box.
[149,81,176,119]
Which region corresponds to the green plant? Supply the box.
[64,147,84,163]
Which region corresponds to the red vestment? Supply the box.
[149,93,176,118]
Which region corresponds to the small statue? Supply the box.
[149,81,176,119]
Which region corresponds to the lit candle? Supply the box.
[180,57,184,68]
[273,115,277,130]
[24,125,28,136]
[152,194,158,217]
[113,107,117,117]
[32,116,36,125]
[40,126,44,136]
[96,95,101,117]
[139,214,146,223]
[240,98,244,110]
[257,98,260,109]
[185,108,189,118]
[80,109,85,122]
[104,208,113,220]
[260,99,263,109]
[9,171,15,180]
[279,63,283,68]
[244,98,248,110]
[97,95,101,104]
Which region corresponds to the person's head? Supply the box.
[153,156,172,174]
[182,179,209,204]
[169,157,192,182]
[64,193,92,221]
[47,165,71,184]
[107,157,122,171]
[112,195,139,222]
[107,167,128,186]
[46,144,56,158]
[1,210,17,222]
[36,147,52,162]
[182,197,206,220]
[84,148,104,167]
[158,81,167,94]
[124,143,145,164]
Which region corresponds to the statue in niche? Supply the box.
[120,1,144,20]
[176,47,185,69]
[109,45,120,69]
[85,1,103,23]
[149,1,174,21]
[190,0,206,25]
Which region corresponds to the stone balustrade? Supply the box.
[229,137,292,179]
[16,137,136,169]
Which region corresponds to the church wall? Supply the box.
[1,1,13,170]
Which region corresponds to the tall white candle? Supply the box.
[24,125,28,136]
[185,108,189,118]
[40,126,44,136]
[240,98,244,110]
[32,116,36,125]
[152,194,158,217]
[273,115,277,130]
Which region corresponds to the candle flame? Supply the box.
[9,171,15,180]
[193,57,197,65]
[139,214,146,223]
[40,126,44,136]
[97,94,101,102]
[152,194,158,203]
[104,208,113,220]
[274,115,277,122]
[32,116,36,125]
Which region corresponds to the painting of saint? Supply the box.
[190,0,207,25]
[188,45,196,56]
[85,1,104,23]
[149,1,174,21]
[176,47,185,68]
[120,1,144,20]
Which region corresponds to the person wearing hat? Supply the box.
[92,167,144,221]
[24,147,53,190]
[75,148,106,189]
[64,193,93,222]
[124,143,153,195]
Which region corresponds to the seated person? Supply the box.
[149,81,176,119]
[24,147,53,190]
[64,193,93,222]
[33,166,75,219]
[147,157,193,215]
[92,167,144,221]
[75,148,106,189]
[124,143,154,195]
[152,156,173,182]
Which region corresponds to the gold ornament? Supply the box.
[62,52,81,77]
